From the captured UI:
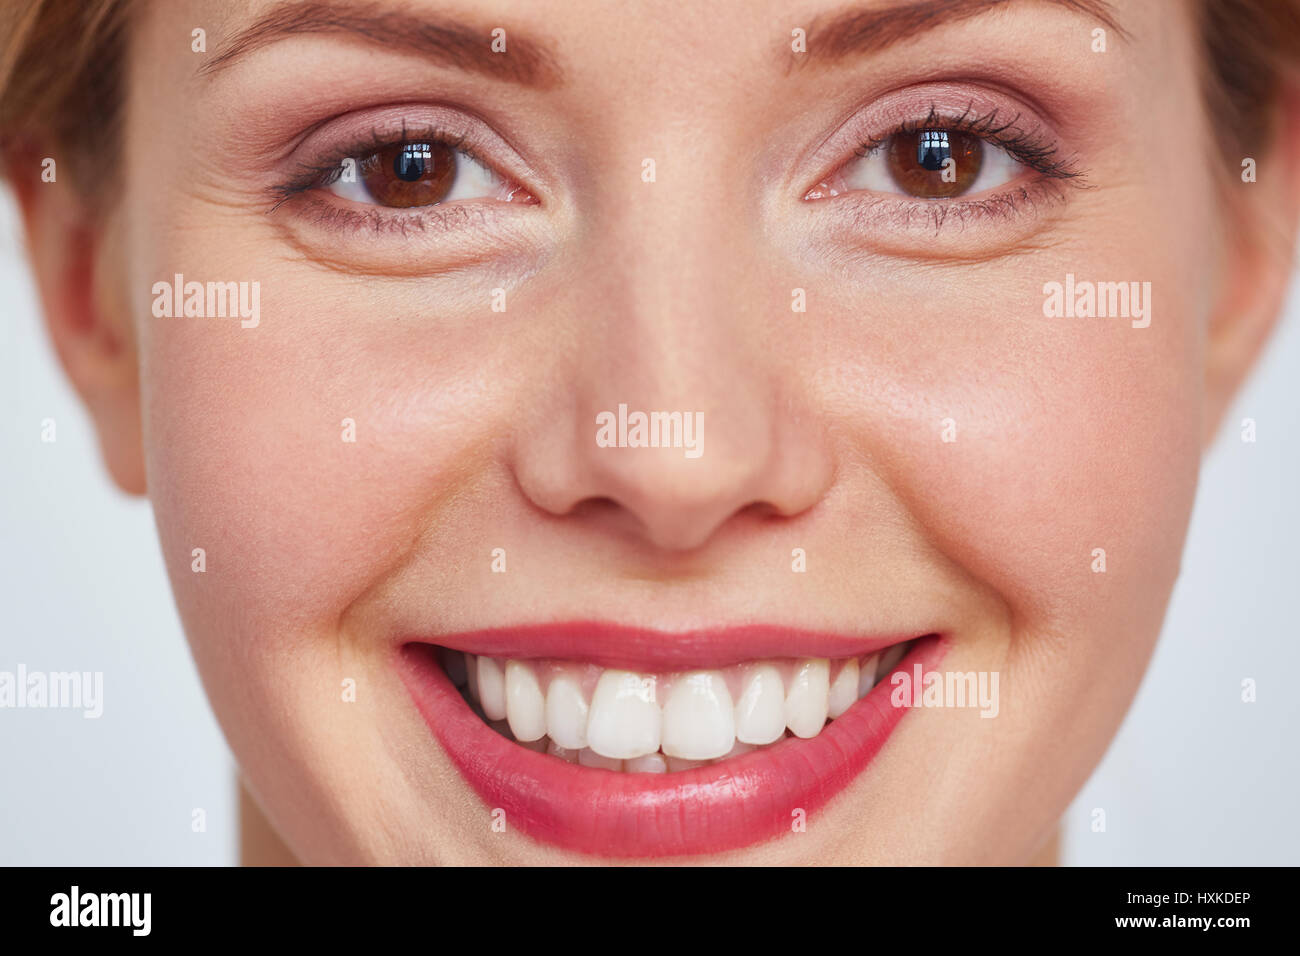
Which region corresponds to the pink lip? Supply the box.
[398,626,945,859]
[418,621,928,671]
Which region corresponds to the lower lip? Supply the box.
[399,635,944,859]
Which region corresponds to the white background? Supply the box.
[1,188,1296,865]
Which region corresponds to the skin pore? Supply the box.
[11,0,1300,863]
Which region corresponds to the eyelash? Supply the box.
[268,122,505,227]
[855,103,1082,183]
[828,103,1088,231]
[268,104,1085,238]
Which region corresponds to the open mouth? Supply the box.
[443,645,913,771]
[399,624,944,858]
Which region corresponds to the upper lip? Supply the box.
[407,621,929,669]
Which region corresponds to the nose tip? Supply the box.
[517,394,831,555]
[591,446,770,553]
[588,404,720,549]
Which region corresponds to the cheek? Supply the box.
[134,267,504,647]
[914,299,1200,633]
[813,242,1206,667]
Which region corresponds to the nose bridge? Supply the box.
[510,85,832,553]
[607,126,749,350]
[580,130,783,537]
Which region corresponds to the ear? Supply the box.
[1203,84,1300,448]
[7,148,145,494]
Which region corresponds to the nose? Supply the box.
[516,372,830,553]
[511,166,833,554]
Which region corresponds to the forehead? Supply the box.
[128,0,1187,206]
[166,0,1163,86]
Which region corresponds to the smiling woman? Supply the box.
[1,0,1299,867]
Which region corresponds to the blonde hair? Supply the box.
[0,0,134,200]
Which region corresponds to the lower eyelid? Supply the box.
[807,177,1078,259]
[265,189,551,278]
[290,191,496,235]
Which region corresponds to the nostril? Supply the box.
[564,496,622,520]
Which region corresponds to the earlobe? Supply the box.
[7,148,147,495]
[1203,84,1300,450]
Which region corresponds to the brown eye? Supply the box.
[886,129,984,198]
[358,142,457,207]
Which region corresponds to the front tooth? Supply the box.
[624,753,668,773]
[784,658,830,738]
[828,659,859,718]
[662,670,735,760]
[476,657,507,720]
[578,748,623,771]
[734,665,786,745]
[545,672,590,750]
[586,670,661,759]
[857,653,880,698]
[505,661,546,741]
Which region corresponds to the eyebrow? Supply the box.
[800,0,1127,63]
[200,0,563,87]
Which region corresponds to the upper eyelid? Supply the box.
[849,105,1080,181]
[269,97,1082,236]
[272,127,490,207]
[795,84,1083,193]
[269,107,537,208]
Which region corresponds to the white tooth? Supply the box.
[858,653,880,698]
[624,753,668,774]
[578,748,624,771]
[666,756,705,772]
[586,670,661,759]
[784,658,830,738]
[546,740,580,763]
[662,670,735,760]
[476,657,507,721]
[466,655,480,703]
[733,664,786,745]
[708,741,755,764]
[505,661,547,741]
[518,736,548,753]
[545,672,590,750]
[828,659,859,718]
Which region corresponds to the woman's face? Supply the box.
[108,0,1226,862]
